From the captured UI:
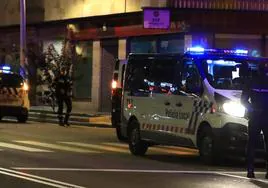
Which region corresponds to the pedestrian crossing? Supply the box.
[0,140,199,156]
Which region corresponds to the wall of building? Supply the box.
[0,0,168,26]
[44,0,167,21]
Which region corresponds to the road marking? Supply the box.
[10,168,267,174]
[0,142,52,152]
[216,172,268,184]
[103,142,198,155]
[11,168,268,184]
[60,142,129,153]
[0,167,86,188]
[14,141,100,153]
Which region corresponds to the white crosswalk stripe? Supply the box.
[0,140,199,156]
[60,142,129,153]
[0,142,52,152]
[14,141,101,154]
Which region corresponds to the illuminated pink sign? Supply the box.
[143,8,170,29]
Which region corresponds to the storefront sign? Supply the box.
[143,8,170,29]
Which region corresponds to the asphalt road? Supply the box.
[0,120,267,188]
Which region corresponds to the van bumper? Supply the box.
[212,123,265,158]
[0,106,28,117]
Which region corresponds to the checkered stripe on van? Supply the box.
[141,123,189,134]
[0,87,21,98]
[187,100,213,135]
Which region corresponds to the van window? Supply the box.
[113,73,119,81]
[0,74,24,87]
[147,59,177,93]
[124,59,151,94]
[181,61,202,94]
[202,59,259,90]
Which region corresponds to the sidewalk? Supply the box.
[29,106,112,128]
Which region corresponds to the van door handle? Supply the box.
[176,102,183,107]
[164,102,170,106]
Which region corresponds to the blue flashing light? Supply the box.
[187,47,205,53]
[2,66,11,71]
[207,60,239,66]
[235,49,248,55]
[186,47,249,56]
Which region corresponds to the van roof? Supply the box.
[128,53,182,61]
[128,52,268,62]
[184,53,268,62]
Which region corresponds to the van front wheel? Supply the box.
[199,127,218,164]
[128,120,148,156]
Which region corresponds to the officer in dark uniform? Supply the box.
[241,61,268,179]
[54,67,73,126]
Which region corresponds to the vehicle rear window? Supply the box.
[0,74,24,87]
[114,60,120,70]
[113,73,119,81]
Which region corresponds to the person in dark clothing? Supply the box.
[241,61,268,179]
[54,67,73,126]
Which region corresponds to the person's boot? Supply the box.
[247,169,255,178]
[64,114,70,126]
[58,116,64,126]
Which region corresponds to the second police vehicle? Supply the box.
[0,66,29,123]
[117,47,266,163]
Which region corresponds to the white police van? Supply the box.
[0,66,30,123]
[118,48,266,163]
[111,59,127,141]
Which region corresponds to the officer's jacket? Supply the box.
[241,75,268,113]
[54,75,73,97]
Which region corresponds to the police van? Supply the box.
[0,66,29,123]
[118,48,266,163]
[111,59,127,141]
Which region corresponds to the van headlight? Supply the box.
[222,101,245,118]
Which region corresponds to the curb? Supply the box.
[28,110,112,128]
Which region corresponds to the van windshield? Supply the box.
[0,74,24,87]
[202,59,258,90]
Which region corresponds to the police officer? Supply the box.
[241,61,268,179]
[54,67,73,126]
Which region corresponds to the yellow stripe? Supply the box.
[60,142,129,154]
[14,141,100,153]
[103,143,198,155]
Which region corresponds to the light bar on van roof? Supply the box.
[186,47,248,55]
[1,66,11,71]
[0,66,11,73]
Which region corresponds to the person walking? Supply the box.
[54,67,73,126]
[241,61,268,179]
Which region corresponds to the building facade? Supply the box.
[1,0,268,112]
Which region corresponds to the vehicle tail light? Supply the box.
[23,82,29,91]
[112,80,117,89]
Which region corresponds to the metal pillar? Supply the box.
[20,0,27,78]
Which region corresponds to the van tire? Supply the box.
[199,126,219,164]
[17,115,28,123]
[128,120,148,156]
[116,126,127,142]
